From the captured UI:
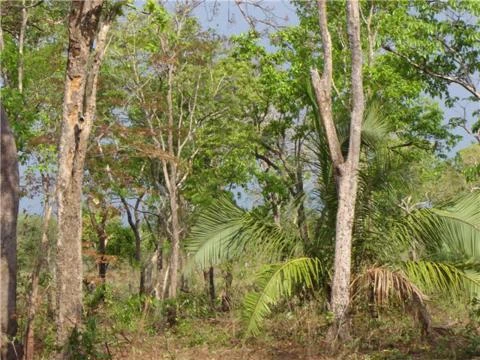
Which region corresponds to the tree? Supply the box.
[0,105,20,360]
[55,0,116,354]
[310,0,364,340]
[104,1,258,298]
[381,1,480,142]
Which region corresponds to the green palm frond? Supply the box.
[361,104,391,149]
[432,191,480,229]
[242,257,321,337]
[402,260,473,297]
[391,192,480,298]
[184,196,245,271]
[185,196,302,271]
[397,191,480,265]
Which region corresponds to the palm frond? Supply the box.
[354,266,426,305]
[242,257,321,336]
[353,266,431,334]
[185,196,302,272]
[394,191,480,265]
[391,192,480,298]
[184,196,245,271]
[402,260,471,297]
[361,104,391,149]
[432,191,480,230]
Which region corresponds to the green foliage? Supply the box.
[66,317,110,360]
[185,196,301,271]
[9,0,480,353]
[104,221,137,264]
[242,257,321,336]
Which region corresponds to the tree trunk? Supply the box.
[0,106,20,360]
[120,194,146,295]
[221,266,233,312]
[86,201,109,285]
[24,176,53,360]
[328,173,359,339]
[0,1,9,87]
[153,238,164,300]
[311,0,364,343]
[97,232,108,283]
[168,184,181,298]
[18,0,28,94]
[295,164,309,243]
[55,1,109,354]
[203,267,215,306]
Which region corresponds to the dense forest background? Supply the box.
[1,0,480,359]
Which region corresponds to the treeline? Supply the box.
[0,0,479,359]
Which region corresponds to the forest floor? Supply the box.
[24,266,480,359]
[68,267,480,360]
[108,308,480,360]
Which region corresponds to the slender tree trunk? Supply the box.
[0,1,9,87]
[18,0,28,94]
[0,106,20,360]
[86,201,109,284]
[98,233,108,283]
[311,0,364,342]
[168,183,181,298]
[120,194,145,295]
[46,227,56,319]
[55,1,109,354]
[295,162,309,243]
[24,176,53,360]
[221,265,233,312]
[153,233,164,299]
[203,267,215,306]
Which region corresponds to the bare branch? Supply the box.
[310,0,344,169]
[346,0,365,165]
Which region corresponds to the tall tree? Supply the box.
[55,0,114,354]
[310,0,364,341]
[0,105,20,360]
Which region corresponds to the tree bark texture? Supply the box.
[311,0,364,342]
[0,105,20,360]
[55,0,109,354]
[164,64,182,299]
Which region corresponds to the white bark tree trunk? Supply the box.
[311,0,364,341]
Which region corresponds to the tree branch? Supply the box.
[383,45,480,100]
[346,0,365,165]
[310,0,344,170]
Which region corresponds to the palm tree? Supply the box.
[185,105,480,337]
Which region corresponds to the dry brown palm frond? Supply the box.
[352,266,431,335]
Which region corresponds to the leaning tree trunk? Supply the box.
[0,105,20,360]
[311,0,364,343]
[55,1,110,355]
